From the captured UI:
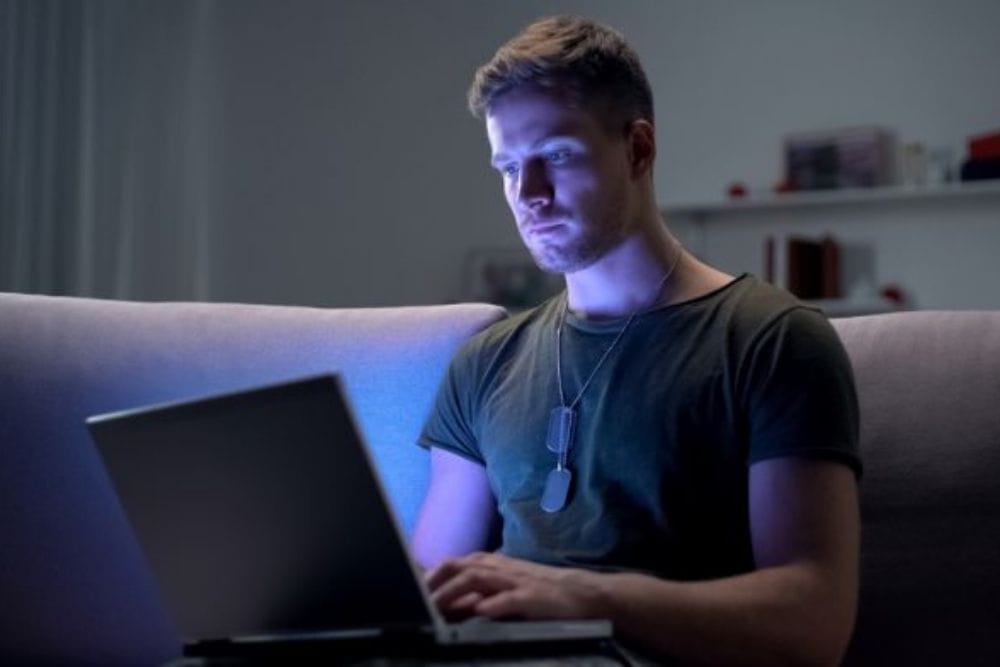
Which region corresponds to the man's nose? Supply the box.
[516,160,553,209]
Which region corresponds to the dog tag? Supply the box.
[546,406,576,454]
[540,467,572,513]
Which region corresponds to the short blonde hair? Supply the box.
[468,15,654,132]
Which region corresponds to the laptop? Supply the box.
[86,374,612,659]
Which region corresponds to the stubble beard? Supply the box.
[525,209,631,275]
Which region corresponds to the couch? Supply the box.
[1,291,998,665]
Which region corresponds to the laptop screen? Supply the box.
[87,375,434,642]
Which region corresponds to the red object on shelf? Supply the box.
[880,284,906,306]
[727,182,747,199]
[969,129,1000,160]
[773,179,795,194]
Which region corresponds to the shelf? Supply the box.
[663,179,1000,217]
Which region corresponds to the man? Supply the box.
[413,16,861,665]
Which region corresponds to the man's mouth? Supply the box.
[522,219,567,236]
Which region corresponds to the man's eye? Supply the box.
[501,164,519,177]
[546,150,571,165]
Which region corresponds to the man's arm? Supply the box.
[411,447,500,571]
[427,458,860,666]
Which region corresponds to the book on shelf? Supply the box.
[767,235,841,301]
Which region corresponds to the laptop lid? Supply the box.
[87,374,438,644]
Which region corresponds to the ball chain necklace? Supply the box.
[540,243,684,513]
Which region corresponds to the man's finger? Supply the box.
[474,587,538,619]
[424,560,460,591]
[431,567,516,610]
[438,591,484,621]
[425,552,497,590]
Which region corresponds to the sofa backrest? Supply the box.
[4,294,999,664]
[832,311,1000,665]
[0,292,506,665]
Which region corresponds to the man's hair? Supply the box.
[467,15,654,131]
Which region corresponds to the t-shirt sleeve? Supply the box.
[740,306,862,477]
[417,342,487,466]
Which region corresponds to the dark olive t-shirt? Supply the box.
[419,274,861,581]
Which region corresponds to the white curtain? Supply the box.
[0,0,215,300]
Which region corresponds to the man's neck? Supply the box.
[564,224,683,320]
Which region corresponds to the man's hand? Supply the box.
[422,461,859,665]
[425,552,605,621]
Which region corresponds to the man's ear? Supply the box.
[626,119,656,179]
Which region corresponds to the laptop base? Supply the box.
[184,633,625,664]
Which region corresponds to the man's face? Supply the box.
[486,88,635,274]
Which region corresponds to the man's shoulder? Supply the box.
[669,274,842,368]
[451,294,563,367]
[710,276,852,390]
[721,273,807,314]
[713,274,829,337]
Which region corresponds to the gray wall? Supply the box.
[6,0,1000,307]
[201,0,1000,308]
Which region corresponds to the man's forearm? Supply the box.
[577,562,856,666]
